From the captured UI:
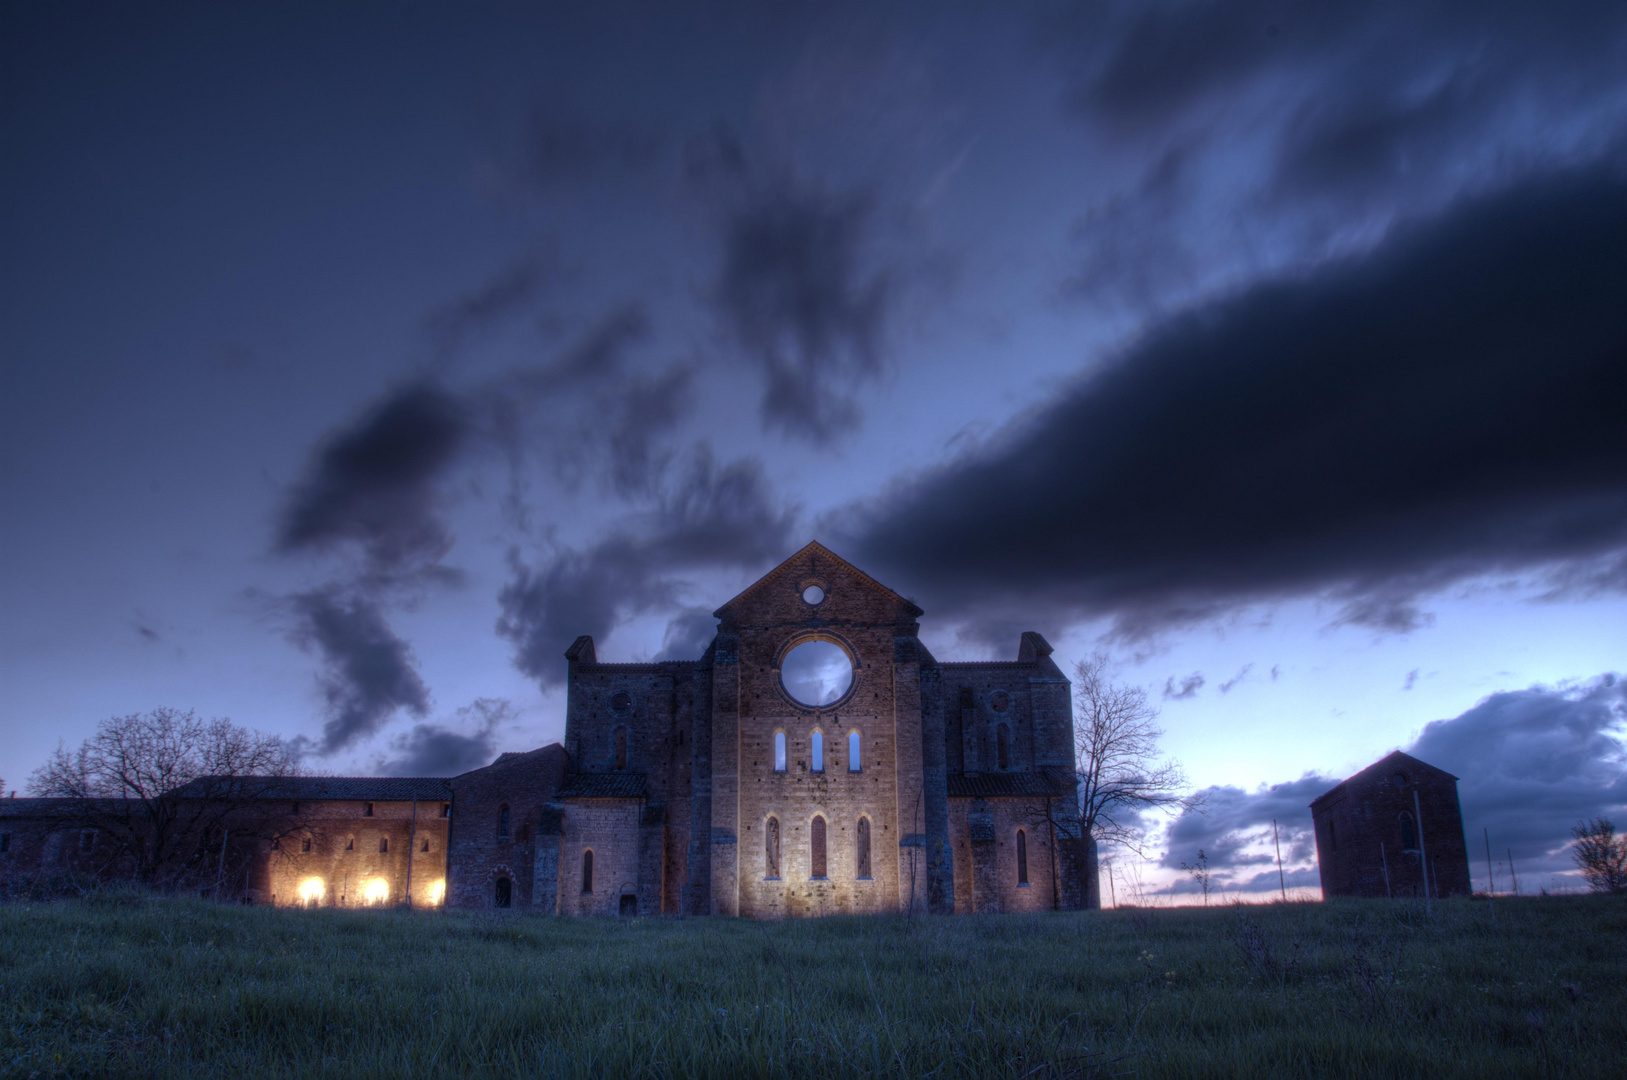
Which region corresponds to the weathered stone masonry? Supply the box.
[443,541,1096,916]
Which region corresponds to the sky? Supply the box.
[4,1,1625,900]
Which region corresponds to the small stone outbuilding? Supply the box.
[1309,750,1472,899]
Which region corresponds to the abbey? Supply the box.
[445,541,1095,916]
[0,543,1094,916]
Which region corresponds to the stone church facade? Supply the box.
[445,542,1094,917]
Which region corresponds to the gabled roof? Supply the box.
[1310,750,1458,808]
[713,540,923,619]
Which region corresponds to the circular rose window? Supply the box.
[780,640,853,708]
[802,584,825,605]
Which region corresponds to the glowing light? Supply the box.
[298,877,325,905]
[363,878,390,905]
[427,879,446,905]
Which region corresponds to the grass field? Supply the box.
[1,893,1623,1079]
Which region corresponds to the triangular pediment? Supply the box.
[713,541,923,621]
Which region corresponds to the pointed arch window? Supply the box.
[773,732,787,773]
[1399,811,1418,852]
[766,817,781,878]
[996,724,1011,770]
[856,816,872,879]
[811,815,827,879]
[1017,829,1029,885]
[495,877,511,908]
[848,730,861,772]
[614,728,628,771]
[498,804,510,838]
[811,730,824,773]
[582,849,594,894]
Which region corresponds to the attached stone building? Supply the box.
[1309,750,1472,899]
[444,541,1093,917]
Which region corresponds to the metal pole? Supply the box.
[215,828,229,899]
[405,797,418,909]
[1483,827,1497,927]
[1107,865,1116,909]
[1508,848,1520,896]
[1413,789,1431,915]
[1273,819,1286,902]
[1380,842,1391,898]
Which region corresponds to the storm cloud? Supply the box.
[377,698,513,777]
[497,448,798,685]
[1159,674,1626,891]
[277,384,467,580]
[716,186,893,444]
[849,164,1627,637]
[286,586,431,755]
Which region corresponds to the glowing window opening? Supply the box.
[811,730,824,773]
[773,732,787,773]
[848,730,861,772]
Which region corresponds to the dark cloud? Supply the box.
[716,186,893,444]
[276,384,467,579]
[423,254,552,361]
[287,586,431,755]
[1412,675,1626,875]
[481,303,696,501]
[1158,675,1626,890]
[498,448,798,685]
[656,607,719,662]
[847,165,1627,638]
[1159,773,1334,875]
[1219,665,1253,694]
[377,698,512,776]
[1163,673,1205,701]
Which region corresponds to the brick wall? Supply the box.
[1311,751,1472,899]
[445,745,567,910]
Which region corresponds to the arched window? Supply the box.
[856,816,872,879]
[1399,811,1418,852]
[811,730,824,773]
[494,877,511,908]
[614,727,628,770]
[1329,819,1338,853]
[421,838,430,853]
[498,804,510,838]
[582,849,594,894]
[848,730,861,772]
[996,724,1011,770]
[773,732,787,772]
[1017,829,1029,885]
[379,836,389,853]
[766,817,781,878]
[811,815,828,879]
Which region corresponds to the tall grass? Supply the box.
[2,893,1622,1078]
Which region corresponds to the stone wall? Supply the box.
[445,745,567,910]
[260,799,449,908]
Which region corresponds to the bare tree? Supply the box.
[1073,652,1195,906]
[1571,817,1627,893]
[29,707,298,888]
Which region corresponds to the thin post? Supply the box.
[405,797,419,909]
[1508,849,1520,895]
[1413,789,1431,915]
[1107,865,1116,909]
[1380,842,1391,898]
[1272,819,1286,902]
[215,828,229,899]
[1483,827,1497,927]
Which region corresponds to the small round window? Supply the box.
[989,690,1011,713]
[609,691,633,717]
[802,584,825,605]
[780,640,853,708]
